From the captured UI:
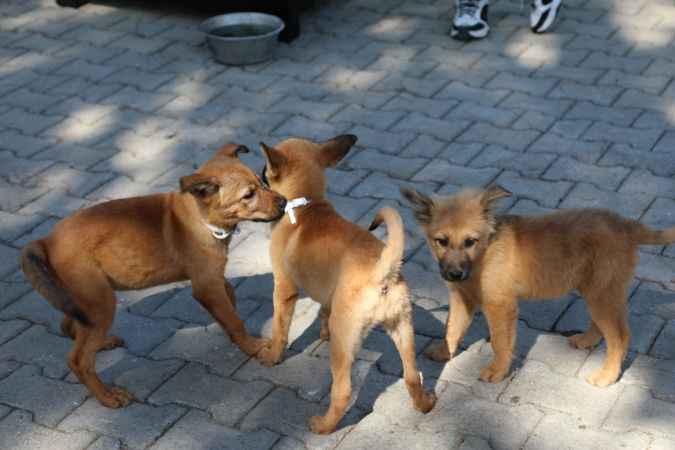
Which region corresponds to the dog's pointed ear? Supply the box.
[179,173,220,199]
[215,143,250,159]
[481,184,511,211]
[260,142,286,177]
[400,187,434,224]
[319,134,358,167]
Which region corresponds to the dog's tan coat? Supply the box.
[403,185,675,387]
[256,135,436,434]
[21,144,286,408]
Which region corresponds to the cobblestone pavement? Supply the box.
[0,0,674,448]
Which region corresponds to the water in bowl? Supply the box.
[209,24,276,38]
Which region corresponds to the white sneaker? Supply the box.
[530,0,562,33]
[451,0,490,41]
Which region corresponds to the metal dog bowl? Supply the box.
[201,12,285,65]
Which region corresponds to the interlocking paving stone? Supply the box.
[543,157,630,191]
[150,323,250,377]
[150,362,274,426]
[456,123,540,152]
[412,159,499,186]
[605,385,675,438]
[416,383,544,450]
[59,399,185,450]
[495,172,573,208]
[235,351,332,402]
[0,324,71,378]
[87,436,123,450]
[630,282,675,321]
[0,365,88,426]
[149,410,279,450]
[621,354,675,402]
[502,360,622,426]
[650,320,675,360]
[63,348,185,402]
[0,410,96,450]
[524,412,651,450]
[240,387,363,450]
[347,148,428,179]
[560,182,652,220]
[470,145,556,178]
[337,411,462,450]
[0,318,30,345]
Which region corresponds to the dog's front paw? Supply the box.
[423,341,452,362]
[308,415,335,434]
[479,364,509,383]
[239,336,271,357]
[414,390,437,413]
[256,346,281,367]
[98,386,134,408]
[585,369,618,388]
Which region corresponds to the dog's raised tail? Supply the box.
[20,240,90,326]
[634,224,675,246]
[368,207,405,285]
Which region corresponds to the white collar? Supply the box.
[204,222,236,240]
[285,197,310,224]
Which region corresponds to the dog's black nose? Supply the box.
[277,197,287,210]
[447,270,464,281]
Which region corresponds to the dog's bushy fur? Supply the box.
[403,185,675,387]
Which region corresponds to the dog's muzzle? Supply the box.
[440,263,471,282]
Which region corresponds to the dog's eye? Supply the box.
[464,238,477,248]
[435,237,448,247]
[242,190,255,200]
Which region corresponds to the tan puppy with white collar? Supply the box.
[255,135,436,434]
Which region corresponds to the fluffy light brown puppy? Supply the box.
[255,135,436,434]
[21,144,286,408]
[402,185,675,387]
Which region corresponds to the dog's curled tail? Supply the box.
[20,240,90,326]
[634,224,675,246]
[368,207,405,285]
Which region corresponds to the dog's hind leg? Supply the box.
[309,312,358,435]
[580,286,630,387]
[387,317,437,413]
[61,316,75,338]
[568,320,602,349]
[62,315,124,351]
[60,267,133,407]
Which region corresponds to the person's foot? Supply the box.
[451,0,490,41]
[530,0,562,33]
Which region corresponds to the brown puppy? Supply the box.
[255,135,436,434]
[20,144,286,408]
[403,185,675,387]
